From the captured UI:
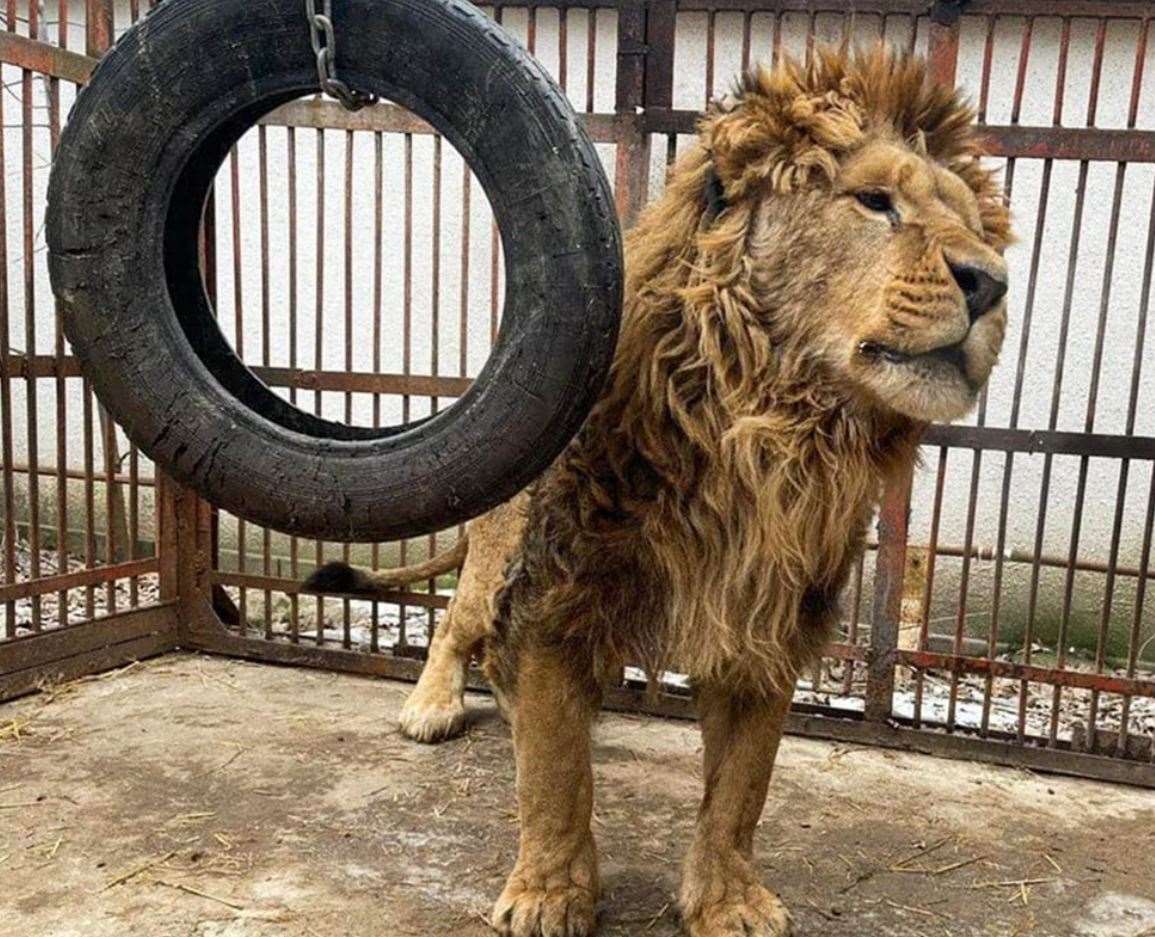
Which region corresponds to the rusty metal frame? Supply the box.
[1,0,1153,789]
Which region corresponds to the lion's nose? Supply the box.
[948,261,1007,324]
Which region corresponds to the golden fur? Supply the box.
[304,45,1011,937]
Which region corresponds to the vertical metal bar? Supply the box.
[1016,16,1068,743]
[614,2,649,227]
[840,553,865,697]
[970,13,1001,734]
[398,130,414,650]
[341,129,354,649]
[229,146,246,632]
[740,11,752,72]
[927,1,962,88]
[0,10,14,638]
[127,455,140,608]
[946,443,983,731]
[585,7,596,114]
[460,166,471,379]
[644,0,676,111]
[1047,18,1108,747]
[48,3,68,625]
[22,0,41,630]
[865,460,913,724]
[977,15,996,125]
[313,126,326,645]
[1078,166,1129,748]
[705,9,716,104]
[200,171,220,620]
[85,0,112,57]
[287,125,300,643]
[427,133,443,642]
[558,4,567,93]
[370,129,383,656]
[82,379,95,619]
[102,407,117,614]
[913,448,948,729]
[259,124,273,639]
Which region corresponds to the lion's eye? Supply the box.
[856,190,894,214]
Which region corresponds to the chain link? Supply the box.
[305,0,377,112]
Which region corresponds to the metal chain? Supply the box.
[305,0,377,112]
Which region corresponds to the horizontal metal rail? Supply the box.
[0,558,159,603]
[0,31,93,83]
[642,111,1155,164]
[0,604,178,703]
[211,570,452,610]
[923,424,1155,460]
[262,99,632,144]
[899,649,1155,699]
[6,354,473,398]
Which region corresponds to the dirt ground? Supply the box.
[1,654,1153,937]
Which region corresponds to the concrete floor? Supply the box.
[1,653,1153,937]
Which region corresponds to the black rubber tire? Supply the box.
[47,0,621,542]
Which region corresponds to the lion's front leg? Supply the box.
[680,684,794,937]
[493,643,600,937]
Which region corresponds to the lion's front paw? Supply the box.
[682,885,792,937]
[492,851,598,937]
[681,855,792,937]
[398,691,466,743]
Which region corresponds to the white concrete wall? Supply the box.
[4,2,1155,653]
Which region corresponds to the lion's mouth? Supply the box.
[858,340,968,375]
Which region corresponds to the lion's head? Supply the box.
[626,45,1012,429]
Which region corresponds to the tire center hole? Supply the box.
[203,95,503,431]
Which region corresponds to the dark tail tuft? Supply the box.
[300,561,374,596]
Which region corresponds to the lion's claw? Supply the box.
[493,882,596,937]
[493,849,598,937]
[681,852,792,937]
[682,883,793,937]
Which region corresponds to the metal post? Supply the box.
[613,2,650,226]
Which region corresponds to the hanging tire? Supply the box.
[47,0,621,542]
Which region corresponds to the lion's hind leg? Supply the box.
[398,589,488,742]
[400,496,529,743]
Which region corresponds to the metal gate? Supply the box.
[1,0,1153,789]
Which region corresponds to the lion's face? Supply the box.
[758,136,1008,423]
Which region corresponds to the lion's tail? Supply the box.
[299,536,469,598]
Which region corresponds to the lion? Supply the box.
[303,45,1011,937]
